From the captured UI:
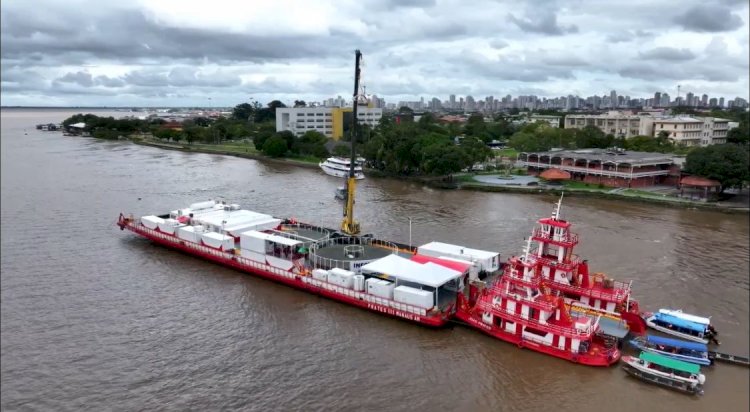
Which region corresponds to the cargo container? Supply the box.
[394,286,434,309]
[366,278,395,299]
[417,241,499,273]
[141,215,164,230]
[158,218,181,235]
[328,267,355,289]
[201,232,235,251]
[177,226,201,243]
[312,269,329,282]
[240,230,301,254]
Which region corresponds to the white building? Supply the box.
[653,117,732,146]
[529,115,561,128]
[564,111,656,138]
[275,107,383,140]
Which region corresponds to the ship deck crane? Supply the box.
[341,50,363,235]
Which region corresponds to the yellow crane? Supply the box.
[341,50,363,235]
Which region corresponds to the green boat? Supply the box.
[621,352,705,395]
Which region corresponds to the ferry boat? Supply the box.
[455,234,620,366]
[644,309,717,344]
[117,201,471,328]
[504,195,646,335]
[319,156,365,179]
[629,335,712,366]
[621,352,706,395]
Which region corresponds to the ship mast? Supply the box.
[341,50,362,235]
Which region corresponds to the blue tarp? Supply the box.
[653,313,706,333]
[646,335,708,352]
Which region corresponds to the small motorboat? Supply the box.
[621,352,705,395]
[629,335,712,366]
[334,186,347,200]
[644,309,718,344]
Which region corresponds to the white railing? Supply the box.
[520,162,669,178]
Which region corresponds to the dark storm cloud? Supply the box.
[675,5,744,32]
[0,8,352,64]
[507,9,578,35]
[638,47,696,61]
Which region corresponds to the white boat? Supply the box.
[644,312,710,344]
[319,157,365,179]
[658,309,711,325]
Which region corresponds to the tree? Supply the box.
[332,144,350,157]
[460,136,492,166]
[232,102,259,122]
[727,115,749,145]
[684,144,750,192]
[262,136,288,157]
[294,100,307,108]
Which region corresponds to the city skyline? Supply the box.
[2,0,749,107]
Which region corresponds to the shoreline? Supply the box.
[130,138,749,214]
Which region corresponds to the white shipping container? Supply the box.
[141,215,164,230]
[177,226,199,243]
[394,286,434,309]
[158,218,180,234]
[328,268,355,289]
[201,232,235,250]
[239,231,267,253]
[189,200,216,211]
[367,278,395,299]
[312,269,329,282]
[353,275,365,292]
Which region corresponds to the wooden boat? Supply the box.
[629,335,712,366]
[621,352,705,395]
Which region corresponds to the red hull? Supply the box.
[119,219,448,328]
[454,309,620,367]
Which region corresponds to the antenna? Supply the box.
[552,192,564,220]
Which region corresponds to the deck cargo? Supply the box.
[328,268,355,289]
[141,215,164,230]
[312,269,329,282]
[201,232,235,250]
[366,278,395,299]
[417,241,500,273]
[353,274,365,292]
[158,218,181,235]
[394,286,434,309]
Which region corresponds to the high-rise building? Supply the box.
[709,97,718,107]
[701,94,708,107]
[719,97,725,107]
[449,94,456,109]
[654,92,661,107]
[686,92,694,106]
[610,90,618,108]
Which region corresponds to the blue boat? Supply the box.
[644,312,710,343]
[630,335,712,366]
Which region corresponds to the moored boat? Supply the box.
[319,156,365,179]
[621,352,706,395]
[629,335,712,366]
[644,310,718,344]
[455,232,620,367]
[503,195,646,336]
[117,202,468,328]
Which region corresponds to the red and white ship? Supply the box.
[117,200,480,328]
[514,195,646,335]
[456,234,621,366]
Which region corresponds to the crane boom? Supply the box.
[341,50,362,235]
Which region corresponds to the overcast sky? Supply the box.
[2,0,748,107]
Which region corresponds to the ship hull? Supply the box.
[120,219,447,328]
[454,309,620,367]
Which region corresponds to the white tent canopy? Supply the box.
[360,254,461,288]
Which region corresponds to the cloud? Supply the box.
[0,0,748,106]
[675,5,744,32]
[638,47,696,61]
[507,8,578,35]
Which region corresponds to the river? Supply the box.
[2,108,748,411]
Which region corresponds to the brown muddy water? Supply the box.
[2,108,748,411]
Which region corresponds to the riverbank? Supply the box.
[119,137,750,214]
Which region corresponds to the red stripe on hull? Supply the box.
[122,222,447,328]
[454,310,620,367]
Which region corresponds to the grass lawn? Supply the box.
[494,148,519,158]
